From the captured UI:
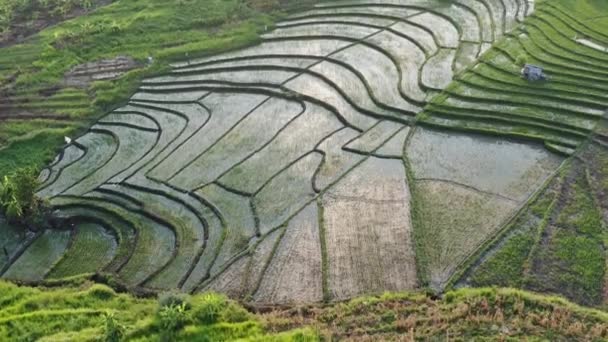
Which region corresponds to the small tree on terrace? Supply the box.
[0,167,51,230]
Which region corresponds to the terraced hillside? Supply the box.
[0,0,312,176]
[419,1,608,154]
[2,0,608,306]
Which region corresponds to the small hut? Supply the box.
[521,64,547,81]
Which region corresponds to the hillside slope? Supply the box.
[0,0,315,176]
[1,0,608,321]
[2,281,608,341]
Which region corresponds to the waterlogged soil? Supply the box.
[17,0,558,304]
[406,127,563,202]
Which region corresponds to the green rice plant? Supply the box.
[47,223,117,279]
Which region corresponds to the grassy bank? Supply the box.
[2,280,608,340]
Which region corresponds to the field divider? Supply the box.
[0,231,43,277]
[38,141,87,192]
[52,129,120,198]
[118,181,210,289]
[51,198,139,273]
[417,118,579,155]
[445,134,595,291]
[190,120,410,299]
[429,103,593,137]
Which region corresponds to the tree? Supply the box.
[0,167,51,230]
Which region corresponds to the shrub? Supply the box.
[0,167,52,230]
[158,290,191,310]
[221,302,251,323]
[87,284,116,300]
[191,293,226,325]
[157,303,189,339]
[102,312,125,342]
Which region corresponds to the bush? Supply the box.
[158,290,191,310]
[0,167,51,230]
[157,303,189,340]
[87,284,116,300]
[221,302,251,323]
[191,293,226,325]
[102,312,125,342]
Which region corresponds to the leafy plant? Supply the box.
[158,290,191,310]
[102,311,125,342]
[0,167,51,229]
[157,303,189,339]
[191,293,226,325]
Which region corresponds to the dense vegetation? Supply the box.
[0,280,316,341]
[2,280,608,341]
[0,167,51,230]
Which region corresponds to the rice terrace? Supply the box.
[1,0,608,339]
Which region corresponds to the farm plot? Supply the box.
[447,105,608,306]
[2,229,71,282]
[4,0,553,304]
[46,223,117,279]
[38,144,86,190]
[314,128,365,190]
[217,103,342,194]
[104,184,205,290]
[168,97,304,189]
[51,205,136,273]
[406,128,563,202]
[321,157,418,300]
[412,179,517,290]
[37,132,118,198]
[420,1,608,153]
[0,220,31,272]
[253,203,323,304]
[152,92,267,183]
[405,126,563,288]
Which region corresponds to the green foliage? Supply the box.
[87,284,116,300]
[0,281,316,340]
[0,166,50,229]
[102,311,125,342]
[191,293,227,325]
[158,303,189,338]
[0,130,69,177]
[470,231,535,287]
[4,280,608,340]
[158,290,191,310]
